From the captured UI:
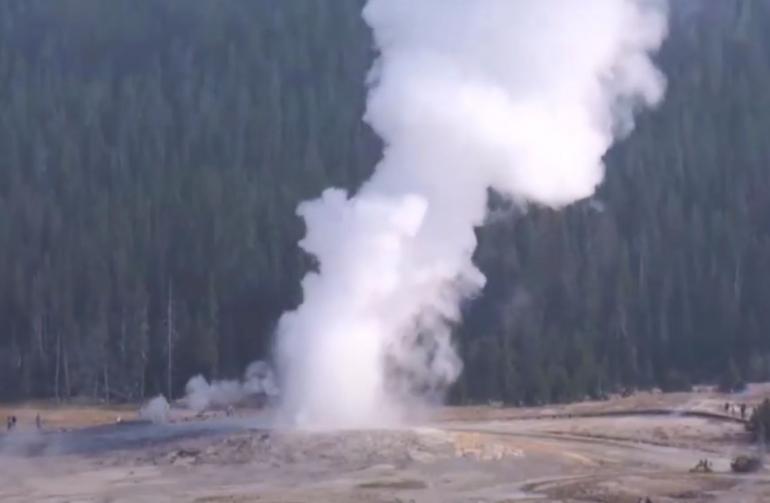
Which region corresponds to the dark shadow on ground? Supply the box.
[0,417,271,457]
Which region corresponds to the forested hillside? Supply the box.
[0,0,768,404]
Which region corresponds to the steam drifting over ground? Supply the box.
[139,395,171,424]
[183,361,278,413]
[276,0,669,428]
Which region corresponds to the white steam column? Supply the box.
[276,0,669,429]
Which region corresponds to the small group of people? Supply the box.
[5,413,43,431]
[723,402,751,419]
[691,458,714,473]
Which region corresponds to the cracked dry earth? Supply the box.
[2,392,770,502]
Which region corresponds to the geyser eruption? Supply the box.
[277,0,669,428]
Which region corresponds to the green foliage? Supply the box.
[457,0,770,404]
[1,0,770,403]
[660,370,693,393]
[718,359,747,394]
[0,0,375,400]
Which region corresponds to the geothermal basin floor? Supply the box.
[1,389,770,502]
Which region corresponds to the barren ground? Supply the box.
[1,385,769,502]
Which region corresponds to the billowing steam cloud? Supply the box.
[183,361,278,413]
[276,0,668,428]
[139,395,171,424]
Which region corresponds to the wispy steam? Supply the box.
[139,395,171,424]
[183,361,278,413]
[276,0,669,428]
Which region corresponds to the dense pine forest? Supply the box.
[0,0,768,404]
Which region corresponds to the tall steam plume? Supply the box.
[276,0,668,428]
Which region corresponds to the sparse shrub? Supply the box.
[731,455,763,473]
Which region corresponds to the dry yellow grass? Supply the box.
[0,401,136,430]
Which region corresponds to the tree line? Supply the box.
[0,0,768,405]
